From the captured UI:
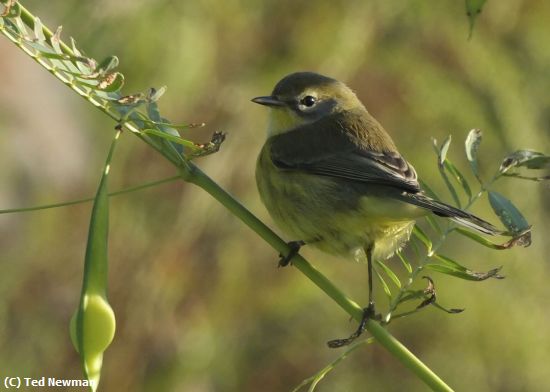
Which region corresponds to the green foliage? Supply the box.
[0,5,223,167]
[2,1,549,392]
[374,130,539,327]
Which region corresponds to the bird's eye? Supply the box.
[300,96,317,107]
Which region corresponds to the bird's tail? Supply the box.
[401,193,502,235]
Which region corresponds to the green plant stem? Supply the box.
[0,175,180,214]
[2,4,454,391]
[184,164,453,392]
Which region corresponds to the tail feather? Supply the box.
[399,193,501,235]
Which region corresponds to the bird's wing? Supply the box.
[268,119,501,236]
[269,125,421,193]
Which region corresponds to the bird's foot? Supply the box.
[327,302,380,348]
[278,240,305,267]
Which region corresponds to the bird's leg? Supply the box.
[327,245,377,348]
[278,240,306,267]
[366,244,375,315]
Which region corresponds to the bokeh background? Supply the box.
[1,1,549,391]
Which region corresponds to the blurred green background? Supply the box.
[1,1,549,391]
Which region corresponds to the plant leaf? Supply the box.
[465,0,487,39]
[425,214,443,235]
[33,17,45,42]
[376,260,401,288]
[424,263,502,281]
[433,253,504,279]
[397,289,425,305]
[375,268,392,299]
[438,135,452,166]
[291,338,374,392]
[433,137,461,207]
[465,129,482,180]
[418,179,441,201]
[499,150,550,173]
[412,225,432,253]
[97,72,124,92]
[96,55,119,74]
[444,160,472,200]
[488,191,530,236]
[149,85,167,102]
[396,250,413,274]
[455,227,531,249]
[50,25,63,54]
[142,129,198,150]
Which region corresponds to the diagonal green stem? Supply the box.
[184,165,453,392]
[1,4,454,391]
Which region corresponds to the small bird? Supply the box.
[253,72,499,347]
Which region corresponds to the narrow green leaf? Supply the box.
[96,55,119,74]
[502,172,550,182]
[439,135,452,166]
[412,225,432,253]
[432,253,468,272]
[418,179,441,201]
[291,338,374,392]
[425,215,443,235]
[50,25,63,54]
[465,129,482,180]
[424,263,502,281]
[146,100,162,122]
[411,235,421,259]
[396,250,413,274]
[376,260,401,288]
[465,0,487,39]
[397,289,425,305]
[433,253,504,279]
[444,160,472,200]
[139,119,205,130]
[70,37,83,57]
[14,12,26,33]
[142,129,198,150]
[439,167,461,207]
[33,16,45,41]
[488,191,530,235]
[375,268,392,299]
[433,137,461,207]
[454,227,531,249]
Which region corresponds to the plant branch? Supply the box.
[1,4,454,391]
[0,175,180,214]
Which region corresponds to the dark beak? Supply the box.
[251,95,286,107]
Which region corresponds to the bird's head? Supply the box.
[252,72,364,136]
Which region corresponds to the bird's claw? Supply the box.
[278,240,305,267]
[327,302,379,348]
